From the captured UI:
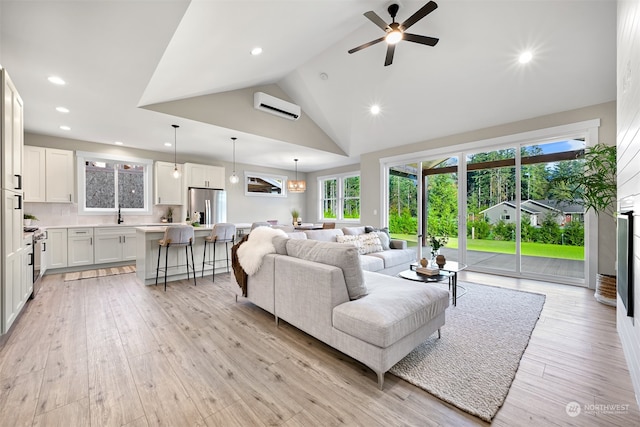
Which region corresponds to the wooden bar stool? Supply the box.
[155,225,196,291]
[202,223,236,281]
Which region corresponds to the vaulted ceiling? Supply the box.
[0,0,616,172]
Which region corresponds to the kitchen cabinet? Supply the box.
[1,69,23,192]
[46,228,68,269]
[23,145,46,201]
[23,146,74,203]
[184,163,225,190]
[23,236,33,301]
[155,161,183,205]
[67,228,94,267]
[94,227,136,264]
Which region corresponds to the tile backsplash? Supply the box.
[24,203,180,226]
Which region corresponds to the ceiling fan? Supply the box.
[348,1,439,66]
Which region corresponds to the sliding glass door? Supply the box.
[385,137,587,285]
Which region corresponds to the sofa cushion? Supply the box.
[286,239,366,300]
[287,231,308,240]
[342,226,366,235]
[304,228,344,242]
[359,254,384,272]
[332,271,450,348]
[366,248,416,268]
[273,235,289,255]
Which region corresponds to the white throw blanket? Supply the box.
[237,226,286,275]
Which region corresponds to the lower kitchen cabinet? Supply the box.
[46,228,68,269]
[94,227,136,264]
[67,228,94,267]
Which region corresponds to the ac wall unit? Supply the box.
[253,92,301,120]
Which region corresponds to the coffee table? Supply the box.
[398,260,467,306]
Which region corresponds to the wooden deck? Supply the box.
[0,270,638,426]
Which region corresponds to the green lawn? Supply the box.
[389,234,584,260]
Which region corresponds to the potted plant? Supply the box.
[24,213,38,226]
[552,143,617,305]
[291,208,300,226]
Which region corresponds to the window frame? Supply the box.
[76,151,153,216]
[317,171,361,222]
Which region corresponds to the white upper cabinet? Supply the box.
[45,148,74,202]
[184,163,225,190]
[1,69,23,192]
[155,161,183,205]
[23,146,74,203]
[23,146,46,202]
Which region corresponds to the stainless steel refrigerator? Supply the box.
[187,187,227,225]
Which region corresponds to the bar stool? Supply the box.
[202,223,236,281]
[155,225,196,291]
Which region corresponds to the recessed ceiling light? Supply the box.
[114,141,123,145]
[48,76,66,85]
[59,125,71,131]
[164,142,172,147]
[56,106,70,113]
[251,47,263,56]
[519,51,533,64]
[370,104,381,115]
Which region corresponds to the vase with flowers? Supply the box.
[428,234,448,261]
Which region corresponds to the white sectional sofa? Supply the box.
[241,234,449,389]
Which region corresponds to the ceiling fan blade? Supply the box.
[384,44,396,66]
[364,11,391,32]
[401,1,438,31]
[348,36,386,54]
[403,33,439,46]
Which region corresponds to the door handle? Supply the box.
[122,236,126,243]
[28,252,34,266]
[14,174,22,190]
[43,242,47,252]
[90,237,93,245]
[14,194,22,210]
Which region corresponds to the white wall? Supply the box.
[617,0,640,409]
[24,133,307,227]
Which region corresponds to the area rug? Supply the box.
[63,265,136,281]
[389,281,545,422]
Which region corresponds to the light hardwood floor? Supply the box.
[0,270,638,426]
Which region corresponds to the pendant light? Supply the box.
[171,124,181,179]
[229,137,240,184]
[287,158,306,193]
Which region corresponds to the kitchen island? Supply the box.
[136,225,226,286]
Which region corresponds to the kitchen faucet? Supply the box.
[117,205,123,224]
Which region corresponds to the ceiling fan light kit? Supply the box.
[348,1,439,66]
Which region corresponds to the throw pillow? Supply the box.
[285,239,367,300]
[342,226,366,235]
[364,226,391,250]
[336,234,362,247]
[358,232,383,254]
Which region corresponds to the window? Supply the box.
[77,151,152,215]
[318,172,360,221]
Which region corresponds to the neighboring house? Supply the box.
[480,199,584,226]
